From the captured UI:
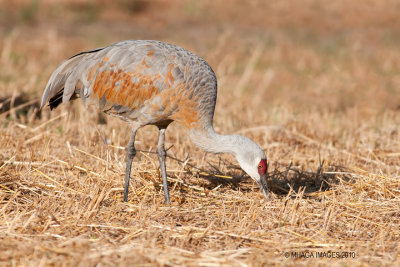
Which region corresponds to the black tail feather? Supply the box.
[49,88,64,110]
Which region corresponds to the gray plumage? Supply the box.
[41,40,269,203]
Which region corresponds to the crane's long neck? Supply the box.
[189,127,242,156]
[190,126,267,185]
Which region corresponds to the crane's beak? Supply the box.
[257,174,270,199]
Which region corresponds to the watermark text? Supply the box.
[284,251,356,259]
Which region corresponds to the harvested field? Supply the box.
[1,0,399,266]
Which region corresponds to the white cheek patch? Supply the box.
[237,157,260,182]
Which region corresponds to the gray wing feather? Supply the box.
[40,46,111,109]
[41,56,90,109]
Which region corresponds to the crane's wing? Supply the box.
[40,40,188,111]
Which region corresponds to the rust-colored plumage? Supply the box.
[41,40,269,204]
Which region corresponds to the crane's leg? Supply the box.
[124,129,137,202]
[157,126,170,204]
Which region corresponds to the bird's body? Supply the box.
[41,40,269,203]
[42,40,216,130]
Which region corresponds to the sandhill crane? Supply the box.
[41,40,269,203]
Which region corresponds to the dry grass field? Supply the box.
[1,0,400,266]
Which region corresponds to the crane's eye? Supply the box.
[258,164,263,169]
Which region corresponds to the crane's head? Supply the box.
[233,136,269,199]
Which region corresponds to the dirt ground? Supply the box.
[1,0,399,266]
